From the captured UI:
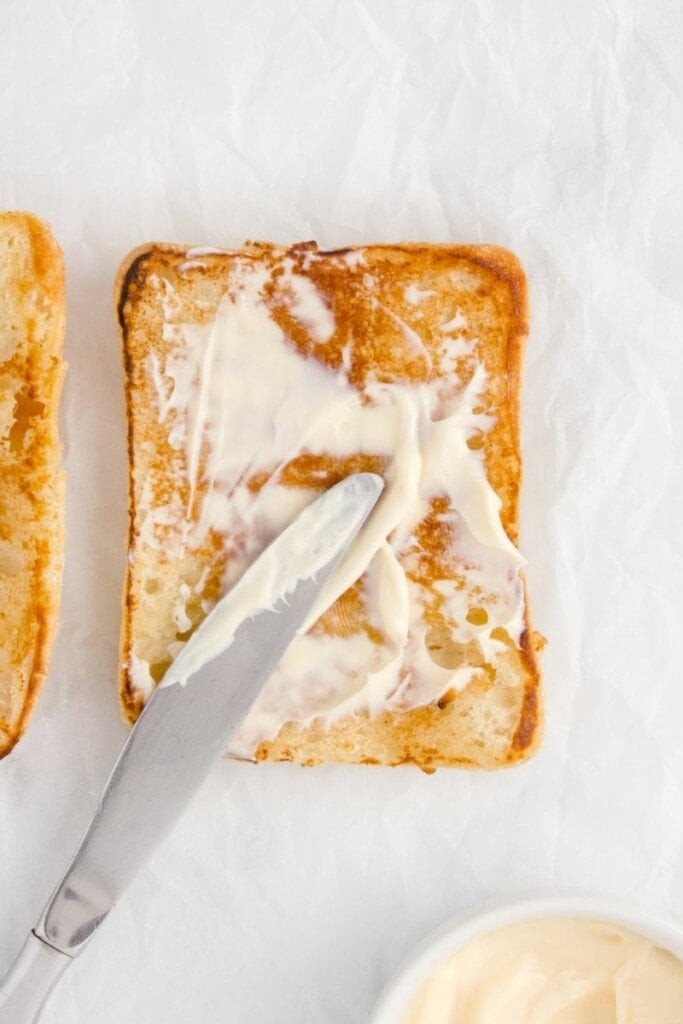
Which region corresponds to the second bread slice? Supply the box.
[0,212,65,758]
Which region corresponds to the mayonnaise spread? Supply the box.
[136,249,526,756]
[163,473,383,688]
[400,918,683,1024]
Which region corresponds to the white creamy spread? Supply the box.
[400,918,683,1024]
[136,250,527,756]
[164,473,383,687]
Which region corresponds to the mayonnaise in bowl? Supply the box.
[372,897,683,1024]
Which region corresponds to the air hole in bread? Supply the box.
[490,627,516,650]
[426,625,484,670]
[179,595,205,629]
[466,606,488,625]
[150,660,170,684]
[8,389,45,453]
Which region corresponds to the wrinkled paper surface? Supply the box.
[1,1,683,1021]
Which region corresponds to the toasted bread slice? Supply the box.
[0,212,65,758]
[117,241,542,770]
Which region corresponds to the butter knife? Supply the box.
[0,472,383,1023]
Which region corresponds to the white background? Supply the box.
[1,1,683,1021]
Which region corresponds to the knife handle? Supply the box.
[0,933,71,1023]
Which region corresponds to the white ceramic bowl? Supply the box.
[371,895,683,1024]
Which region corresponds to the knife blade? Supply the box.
[0,471,383,1023]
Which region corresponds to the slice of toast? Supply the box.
[0,212,65,758]
[117,241,542,771]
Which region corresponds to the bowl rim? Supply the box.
[370,893,683,1024]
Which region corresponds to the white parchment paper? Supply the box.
[2,1,683,1020]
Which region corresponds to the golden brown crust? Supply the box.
[116,240,542,769]
[115,248,151,724]
[0,212,66,758]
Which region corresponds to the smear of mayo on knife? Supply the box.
[163,473,384,687]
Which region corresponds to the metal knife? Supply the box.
[0,472,383,1023]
